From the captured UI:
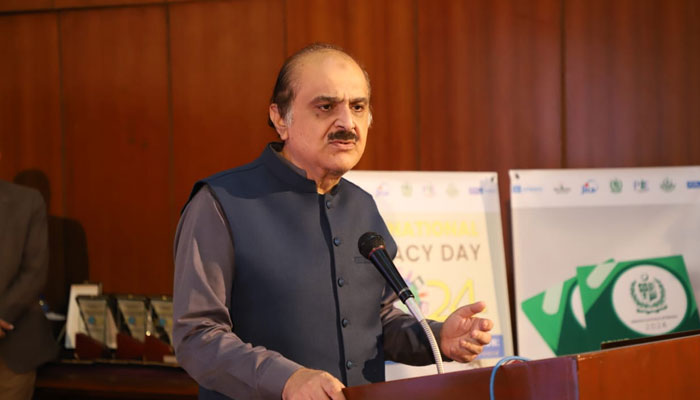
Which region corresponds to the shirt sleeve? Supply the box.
[0,189,49,323]
[380,284,445,366]
[172,186,302,399]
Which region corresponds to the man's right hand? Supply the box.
[0,319,14,339]
[282,368,346,400]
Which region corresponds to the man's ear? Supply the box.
[269,104,289,141]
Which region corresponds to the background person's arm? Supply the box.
[0,188,48,325]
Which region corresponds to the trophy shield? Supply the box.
[115,295,148,341]
[148,296,173,345]
[76,295,109,345]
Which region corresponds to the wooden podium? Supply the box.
[576,332,700,399]
[344,333,700,400]
[35,334,700,399]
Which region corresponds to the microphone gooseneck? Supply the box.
[358,231,445,374]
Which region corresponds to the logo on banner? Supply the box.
[581,180,598,194]
[401,183,413,197]
[634,180,649,193]
[610,179,623,193]
[687,181,700,189]
[630,273,667,314]
[554,183,571,194]
[447,183,460,197]
[375,183,390,197]
[660,178,676,192]
[611,263,689,336]
[468,186,483,195]
[512,185,522,193]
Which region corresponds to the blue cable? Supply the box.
[489,356,531,400]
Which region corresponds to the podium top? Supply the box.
[345,333,700,400]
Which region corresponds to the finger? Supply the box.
[329,388,347,400]
[453,347,479,362]
[0,320,13,330]
[458,340,483,361]
[452,301,486,319]
[321,373,345,400]
[470,329,492,345]
[461,338,484,354]
[480,318,494,332]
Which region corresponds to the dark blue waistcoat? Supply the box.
[190,144,397,398]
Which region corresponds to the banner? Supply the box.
[345,171,512,379]
[511,167,700,360]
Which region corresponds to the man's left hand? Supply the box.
[439,301,493,363]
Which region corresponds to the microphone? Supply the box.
[358,232,414,304]
[358,231,444,373]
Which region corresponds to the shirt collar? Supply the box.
[264,142,344,195]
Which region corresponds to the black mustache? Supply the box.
[328,130,358,142]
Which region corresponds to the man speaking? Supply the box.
[173,43,493,400]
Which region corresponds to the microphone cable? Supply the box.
[489,355,530,400]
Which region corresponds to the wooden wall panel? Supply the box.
[285,0,418,170]
[566,0,700,167]
[418,0,562,347]
[60,6,171,295]
[0,12,63,215]
[0,0,52,12]
[0,0,184,12]
[4,0,698,338]
[55,0,165,8]
[418,0,562,172]
[0,13,72,312]
[169,0,285,212]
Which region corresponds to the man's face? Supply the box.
[272,51,371,181]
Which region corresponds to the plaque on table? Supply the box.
[115,295,148,342]
[148,296,173,345]
[66,283,101,349]
[76,295,110,345]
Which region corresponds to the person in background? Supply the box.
[0,151,60,400]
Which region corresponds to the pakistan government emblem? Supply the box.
[660,178,676,192]
[610,178,623,193]
[630,273,667,314]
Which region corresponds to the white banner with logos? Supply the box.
[511,167,700,360]
[345,171,512,379]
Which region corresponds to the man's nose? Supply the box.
[334,104,356,130]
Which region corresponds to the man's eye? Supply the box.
[319,104,332,111]
[353,104,365,112]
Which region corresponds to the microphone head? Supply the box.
[358,231,385,259]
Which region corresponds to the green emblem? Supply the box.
[610,178,623,193]
[660,178,676,192]
[630,274,667,314]
[554,183,571,194]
